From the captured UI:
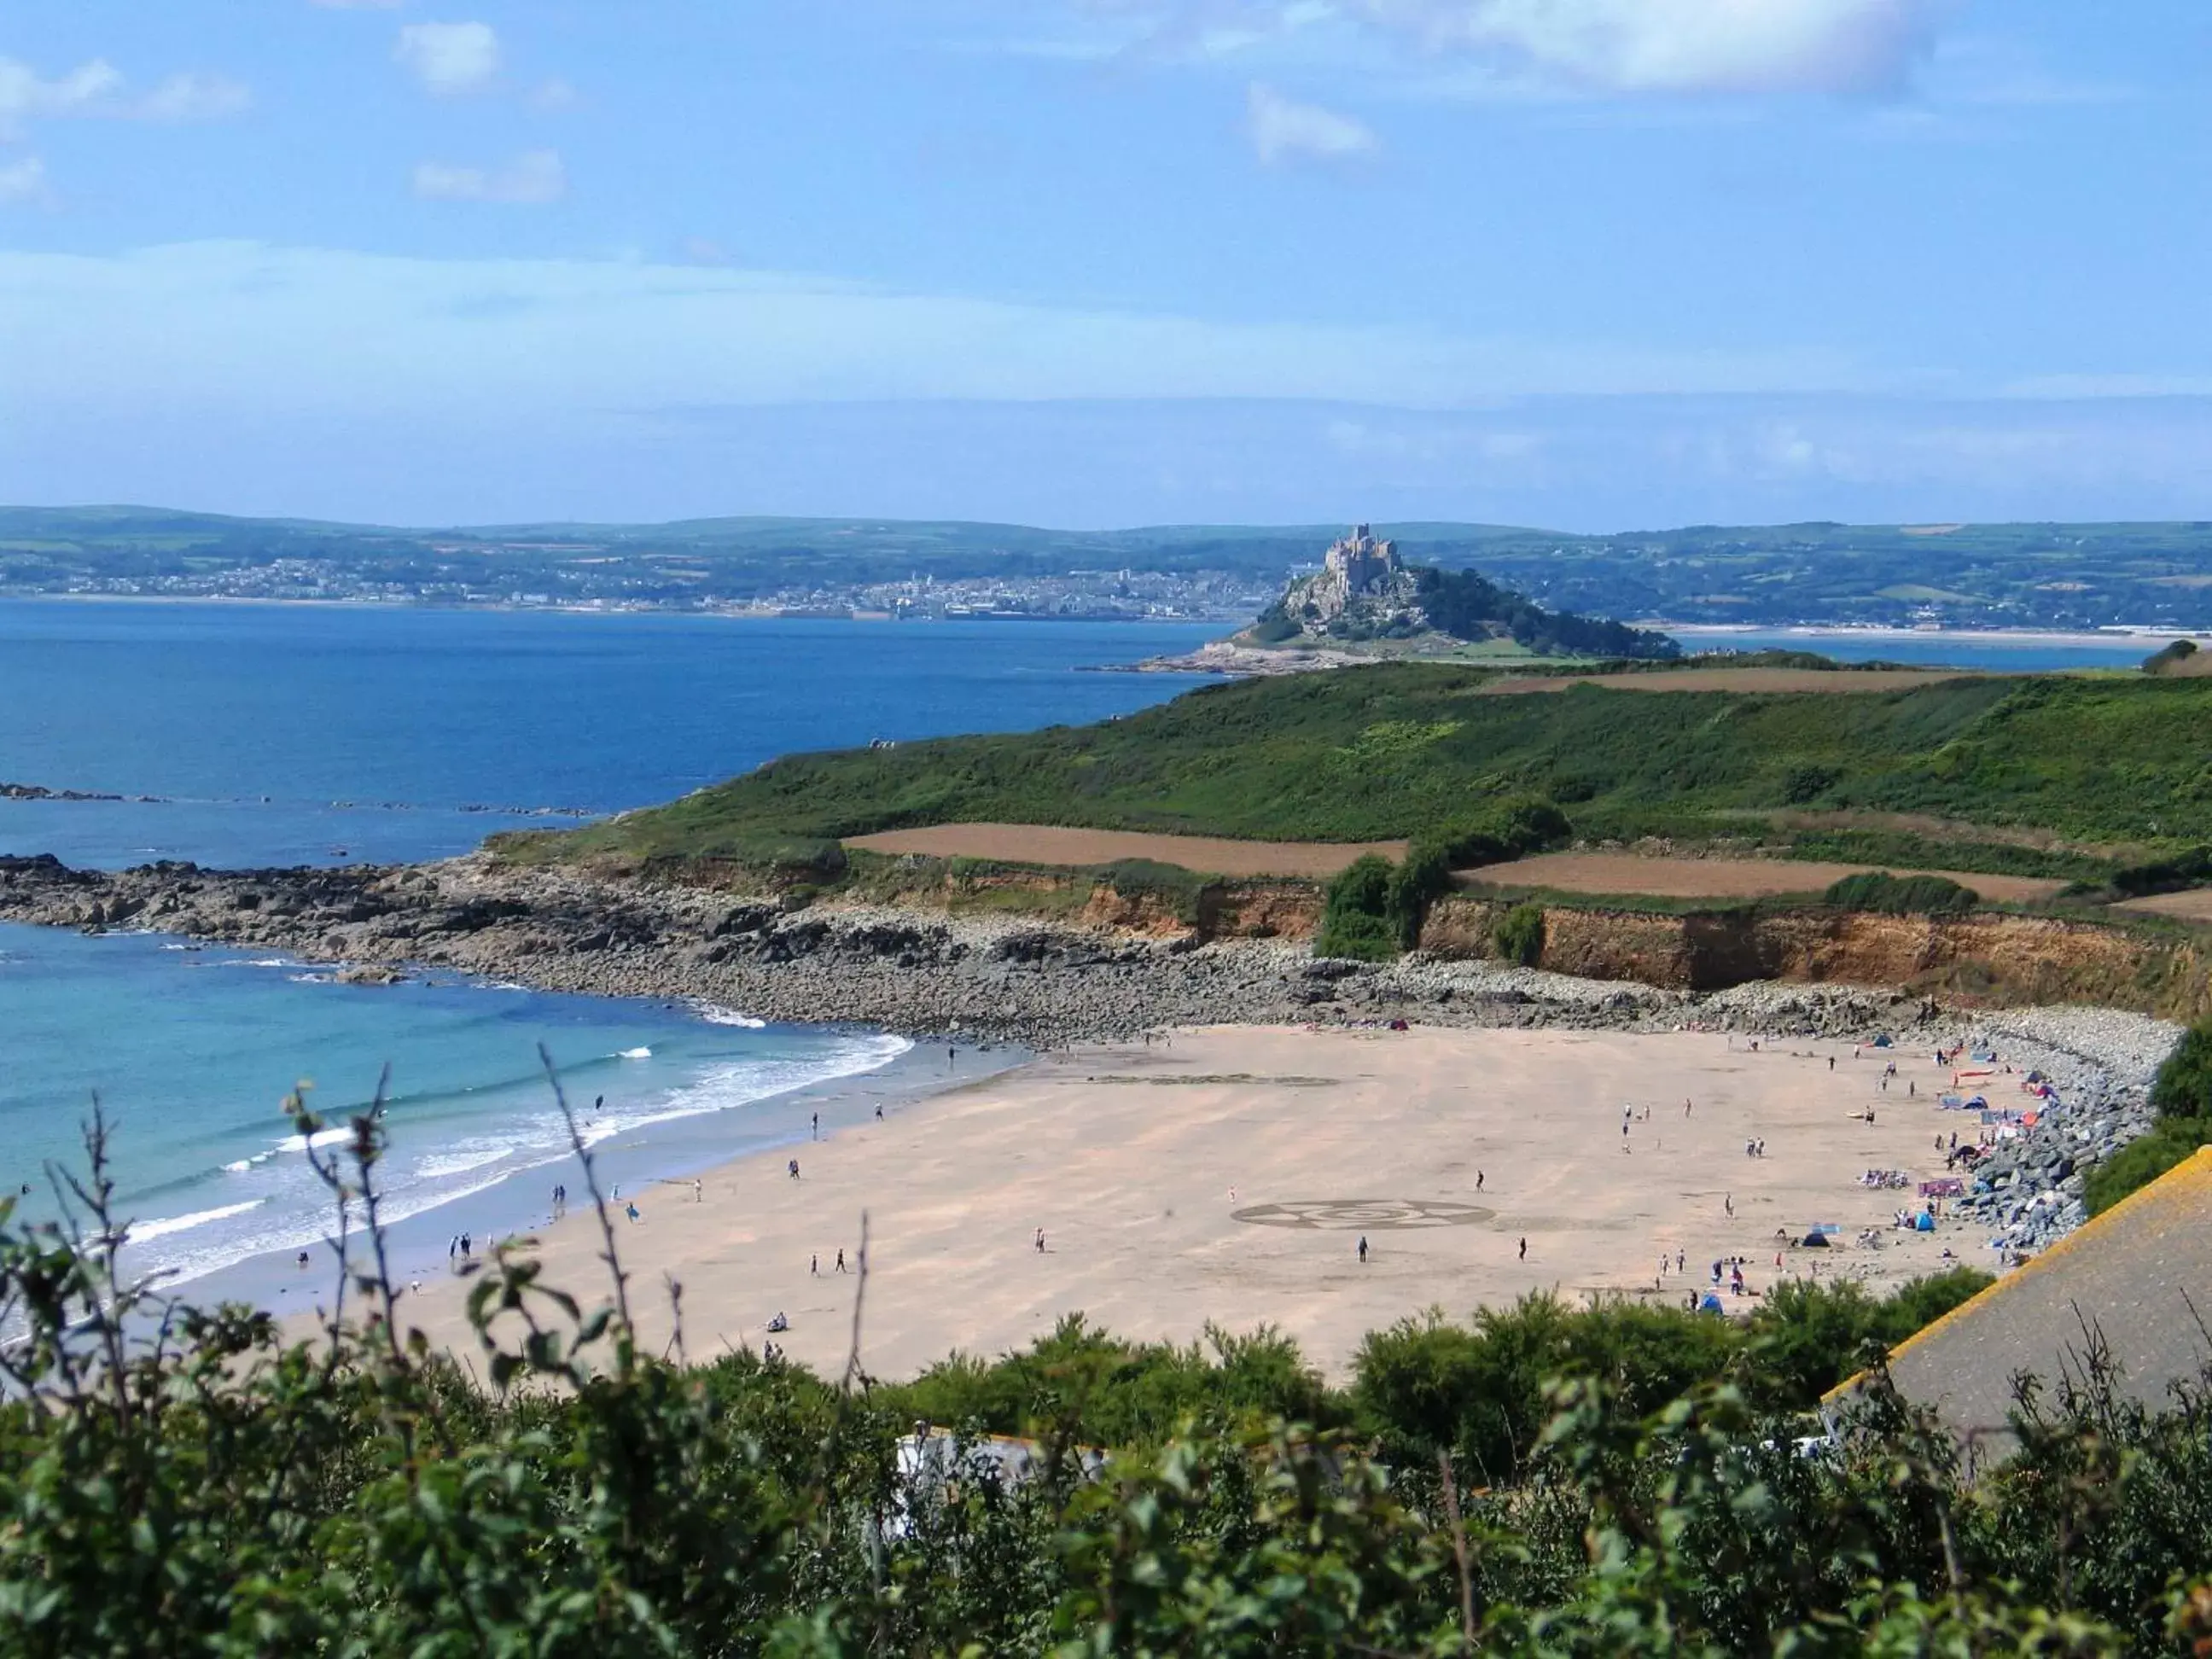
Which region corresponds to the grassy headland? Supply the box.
[497,658,2212,882]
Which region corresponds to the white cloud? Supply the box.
[0,154,50,207]
[1348,0,1940,95]
[1246,81,1378,163]
[530,76,579,110]
[0,58,251,135]
[395,21,500,95]
[412,149,566,204]
[136,72,253,122]
[0,58,125,137]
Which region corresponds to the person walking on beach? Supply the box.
[1034,1227,1046,1254]
[811,1253,818,1276]
[460,1232,471,1260]
[876,1103,884,1120]
[1476,1170,1484,1192]
[447,1236,457,1265]
[811,1111,819,1140]
[835,1249,847,1272]
[789,1158,800,1180]
[1517,1237,1527,1261]
[1725,1193,1734,1217]
[1358,1236,1368,1264]
[625,1202,641,1224]
[694,1179,704,1203]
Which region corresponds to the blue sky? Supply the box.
[2,1,2209,529]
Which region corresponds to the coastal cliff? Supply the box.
[6,850,2206,1039]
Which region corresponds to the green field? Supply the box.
[500,660,2212,880]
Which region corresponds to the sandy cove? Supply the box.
[374,1024,1982,1383]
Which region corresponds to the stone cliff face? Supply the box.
[4,852,2202,1035]
[1420,895,2211,1020]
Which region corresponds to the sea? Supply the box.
[0,602,1224,1305]
[1671,626,2201,673]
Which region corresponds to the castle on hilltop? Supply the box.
[1286,522,1418,632]
[1324,523,1402,596]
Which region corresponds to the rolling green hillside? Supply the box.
[500,662,2212,870]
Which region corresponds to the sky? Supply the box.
[2,0,2209,530]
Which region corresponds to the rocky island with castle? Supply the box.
[1126,522,1679,674]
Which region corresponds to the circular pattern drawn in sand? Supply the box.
[1232,1199,1495,1232]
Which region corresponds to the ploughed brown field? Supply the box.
[1478,667,1980,696]
[1462,851,2069,904]
[2117,889,2212,920]
[846,824,1410,877]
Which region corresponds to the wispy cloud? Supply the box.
[0,154,50,207]
[1245,81,1379,163]
[412,149,566,204]
[1348,0,1942,96]
[0,56,251,138]
[395,21,500,95]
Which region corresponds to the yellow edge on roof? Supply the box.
[1821,1143,2212,1406]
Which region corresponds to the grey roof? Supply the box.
[1829,1147,2212,1464]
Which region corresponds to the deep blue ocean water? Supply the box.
[0,602,1221,1298]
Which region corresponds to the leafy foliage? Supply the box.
[3,1091,2208,1656]
[1822,870,1982,914]
[1315,853,1400,961]
[1412,566,1680,659]
[1493,902,1546,966]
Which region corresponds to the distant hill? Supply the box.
[8,504,2212,627]
[1246,524,1677,660]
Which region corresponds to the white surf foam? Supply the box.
[128,1198,263,1244]
[693,1002,767,1028]
[618,1045,653,1059]
[274,1126,352,1153]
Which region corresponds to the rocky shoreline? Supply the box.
[0,851,2176,1260]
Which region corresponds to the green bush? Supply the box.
[2086,1118,2212,1215]
[1493,901,1545,966]
[2144,637,2200,674]
[1822,870,1980,914]
[1385,840,1454,948]
[2151,1017,2212,1116]
[1315,853,1400,960]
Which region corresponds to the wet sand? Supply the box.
[367,1025,1988,1382]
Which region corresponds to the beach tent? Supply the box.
[1915,1212,1936,1231]
[1800,1231,1831,1248]
[1871,1033,1894,1048]
[1699,1293,1725,1313]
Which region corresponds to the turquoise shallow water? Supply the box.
[0,604,1213,1298]
[0,920,926,1296]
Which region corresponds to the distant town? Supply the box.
[30,551,1282,624]
[12,506,2212,631]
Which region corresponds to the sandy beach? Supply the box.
[361,1023,1995,1382]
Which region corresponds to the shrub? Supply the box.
[2150,1017,2212,1116]
[1429,794,1570,867]
[1316,853,1400,960]
[2086,1117,2212,1215]
[1493,901,1545,966]
[2144,637,2200,674]
[1822,870,1979,914]
[1385,840,1454,948]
